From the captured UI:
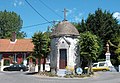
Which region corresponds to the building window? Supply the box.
[4,59,10,66]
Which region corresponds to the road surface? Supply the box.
[0,71,120,83]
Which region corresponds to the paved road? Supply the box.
[0,71,120,83]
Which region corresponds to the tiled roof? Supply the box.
[0,39,34,52]
[51,21,79,37]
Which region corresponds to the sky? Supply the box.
[0,0,120,38]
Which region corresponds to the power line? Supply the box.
[22,21,60,29]
[25,0,50,23]
[22,22,52,28]
[38,0,62,19]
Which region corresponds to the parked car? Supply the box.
[85,61,110,72]
[3,64,29,71]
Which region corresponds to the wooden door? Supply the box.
[59,49,67,69]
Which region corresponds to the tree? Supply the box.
[108,36,120,65]
[32,32,44,72]
[75,8,120,65]
[0,10,26,38]
[77,8,120,44]
[79,31,100,74]
[42,32,50,71]
[32,31,50,72]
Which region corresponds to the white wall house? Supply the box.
[50,20,80,74]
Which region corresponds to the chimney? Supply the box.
[11,32,16,42]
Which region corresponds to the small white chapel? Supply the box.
[50,9,80,74]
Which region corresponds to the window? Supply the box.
[93,64,97,67]
[4,59,10,66]
[99,63,105,67]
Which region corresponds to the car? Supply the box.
[85,61,110,72]
[3,64,29,71]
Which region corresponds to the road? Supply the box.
[0,71,120,83]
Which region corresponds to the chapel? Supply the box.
[50,14,80,74]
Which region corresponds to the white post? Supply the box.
[35,64,38,72]
[23,53,27,66]
[14,53,17,63]
[41,64,43,72]
[119,65,120,72]
[1,59,4,71]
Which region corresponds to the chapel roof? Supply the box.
[51,20,79,37]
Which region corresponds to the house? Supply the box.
[0,36,35,71]
[0,33,50,71]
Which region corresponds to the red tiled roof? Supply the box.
[0,39,34,52]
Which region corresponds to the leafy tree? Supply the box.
[0,10,26,38]
[108,36,120,65]
[79,31,100,74]
[32,31,50,72]
[32,32,44,72]
[42,32,50,71]
[75,8,120,65]
[77,8,120,44]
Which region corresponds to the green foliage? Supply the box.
[4,59,10,66]
[32,31,50,72]
[117,56,120,64]
[42,32,51,57]
[0,10,26,38]
[105,36,120,65]
[113,36,120,64]
[75,8,120,66]
[32,31,50,58]
[79,31,100,61]
[77,8,120,44]
[115,47,120,55]
[32,32,44,58]
[79,31,100,74]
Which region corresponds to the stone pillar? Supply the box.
[105,42,112,67]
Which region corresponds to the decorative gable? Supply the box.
[57,37,69,49]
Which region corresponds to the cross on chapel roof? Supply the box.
[63,8,68,21]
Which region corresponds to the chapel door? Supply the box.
[59,49,67,69]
